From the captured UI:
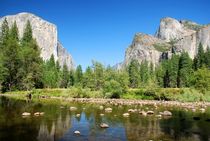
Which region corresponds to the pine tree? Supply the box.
[60,64,69,88]
[169,54,179,87]
[128,60,140,88]
[197,43,205,68]
[177,52,193,87]
[0,18,9,47]
[83,66,94,89]
[204,46,210,68]
[21,20,32,44]
[140,61,149,85]
[1,22,20,91]
[75,65,83,86]
[69,70,75,86]
[92,61,104,90]
[19,21,42,90]
[42,55,59,88]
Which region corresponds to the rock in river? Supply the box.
[105,107,112,113]
[161,111,172,116]
[123,113,130,117]
[22,112,31,116]
[74,130,81,135]
[147,111,154,115]
[100,123,109,128]
[70,107,77,111]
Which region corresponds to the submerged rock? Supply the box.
[99,106,104,110]
[22,112,31,116]
[70,107,77,111]
[105,107,112,113]
[100,123,109,128]
[74,130,81,135]
[123,113,130,117]
[156,114,162,118]
[128,109,137,113]
[147,111,154,115]
[199,108,205,113]
[34,112,44,116]
[139,111,147,116]
[161,111,172,116]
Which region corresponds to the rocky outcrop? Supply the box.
[0,12,74,69]
[122,17,210,68]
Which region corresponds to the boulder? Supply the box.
[22,112,31,116]
[70,107,77,111]
[147,111,154,115]
[99,106,104,110]
[74,130,80,135]
[123,113,130,117]
[161,111,172,116]
[105,107,112,113]
[100,123,109,128]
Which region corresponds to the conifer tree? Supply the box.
[177,52,193,87]
[128,60,140,88]
[60,64,69,88]
[1,22,20,91]
[19,21,42,90]
[197,43,205,68]
[75,65,83,86]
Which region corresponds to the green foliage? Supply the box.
[139,61,150,85]
[177,52,193,87]
[75,65,83,86]
[0,18,9,46]
[0,21,20,91]
[128,60,140,88]
[197,43,205,68]
[83,66,94,89]
[168,54,179,87]
[204,46,210,68]
[21,20,33,44]
[182,21,203,31]
[192,67,210,92]
[92,61,104,90]
[103,79,123,98]
[42,55,60,88]
[153,42,171,52]
[60,64,69,88]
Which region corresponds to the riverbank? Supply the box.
[1,93,210,109]
[2,87,210,102]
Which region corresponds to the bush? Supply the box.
[103,80,124,98]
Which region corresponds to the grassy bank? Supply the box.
[3,87,210,102]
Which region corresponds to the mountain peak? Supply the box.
[0,12,74,70]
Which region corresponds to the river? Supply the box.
[0,96,210,141]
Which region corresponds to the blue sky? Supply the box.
[1,0,210,69]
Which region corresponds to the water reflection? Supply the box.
[0,96,210,141]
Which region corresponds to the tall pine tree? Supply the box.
[19,21,42,90]
[128,60,140,88]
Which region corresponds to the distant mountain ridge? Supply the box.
[0,12,74,69]
[119,17,210,69]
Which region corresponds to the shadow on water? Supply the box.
[0,96,210,141]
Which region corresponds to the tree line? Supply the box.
[0,18,209,97]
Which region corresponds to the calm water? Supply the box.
[0,96,210,141]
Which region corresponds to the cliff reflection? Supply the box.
[37,113,71,141]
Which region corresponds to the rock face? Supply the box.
[123,17,210,68]
[0,12,74,69]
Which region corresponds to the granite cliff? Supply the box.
[123,17,210,68]
[0,12,74,69]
